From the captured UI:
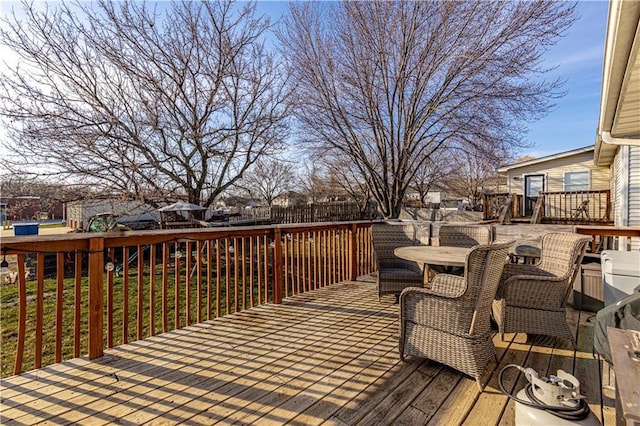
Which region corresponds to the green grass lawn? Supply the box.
[0,264,262,378]
[0,236,344,379]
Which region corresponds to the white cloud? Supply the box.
[552,45,603,70]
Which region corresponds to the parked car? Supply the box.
[85,213,159,232]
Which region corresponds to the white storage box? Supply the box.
[601,250,640,306]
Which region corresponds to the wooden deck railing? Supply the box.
[483,190,611,224]
[574,225,640,253]
[482,193,523,221]
[541,190,611,223]
[0,221,375,377]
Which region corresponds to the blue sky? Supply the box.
[520,1,609,158]
[0,1,610,161]
[253,1,610,159]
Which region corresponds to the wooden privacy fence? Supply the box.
[234,202,377,225]
[0,222,375,377]
[270,203,375,223]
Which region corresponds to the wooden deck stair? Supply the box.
[0,278,616,425]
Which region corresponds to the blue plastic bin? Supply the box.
[13,223,39,236]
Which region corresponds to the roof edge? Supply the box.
[497,145,594,173]
[594,0,640,165]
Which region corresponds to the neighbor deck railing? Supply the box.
[482,192,523,221]
[0,222,375,377]
[541,190,611,223]
[483,190,610,224]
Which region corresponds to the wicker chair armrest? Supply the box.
[400,286,473,335]
[428,274,467,298]
[500,275,569,310]
[501,263,545,279]
[500,263,548,288]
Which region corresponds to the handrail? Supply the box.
[540,189,611,222]
[483,192,523,222]
[483,190,611,223]
[540,189,611,195]
[574,225,640,253]
[0,221,376,377]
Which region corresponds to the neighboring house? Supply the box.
[271,191,307,208]
[497,146,611,217]
[594,0,640,248]
[0,196,65,221]
[404,191,441,207]
[495,0,639,231]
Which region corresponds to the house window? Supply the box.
[564,171,589,191]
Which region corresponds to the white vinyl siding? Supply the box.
[613,148,624,226]
[611,146,640,250]
[629,146,640,250]
[505,151,609,195]
[564,170,590,191]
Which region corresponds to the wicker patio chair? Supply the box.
[491,232,591,347]
[371,222,424,299]
[399,240,513,390]
[431,224,494,275]
[438,224,494,247]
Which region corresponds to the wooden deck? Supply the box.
[0,277,615,425]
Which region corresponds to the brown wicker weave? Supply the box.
[492,232,591,347]
[399,241,513,391]
[438,224,494,247]
[431,224,494,275]
[371,222,425,298]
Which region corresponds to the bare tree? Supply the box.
[0,175,77,219]
[298,162,330,204]
[409,150,453,208]
[514,154,537,163]
[0,0,290,208]
[326,154,373,215]
[279,1,576,218]
[446,144,511,208]
[1,175,78,203]
[237,158,295,207]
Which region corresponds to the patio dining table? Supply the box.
[394,245,470,283]
[394,245,470,268]
[395,242,536,269]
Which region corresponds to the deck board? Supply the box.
[0,279,613,425]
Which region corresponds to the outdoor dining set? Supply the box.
[371,221,591,390]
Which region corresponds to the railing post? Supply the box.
[88,237,104,359]
[350,223,358,281]
[13,254,27,375]
[273,227,283,304]
[482,193,488,220]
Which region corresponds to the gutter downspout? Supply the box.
[600,131,640,146]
